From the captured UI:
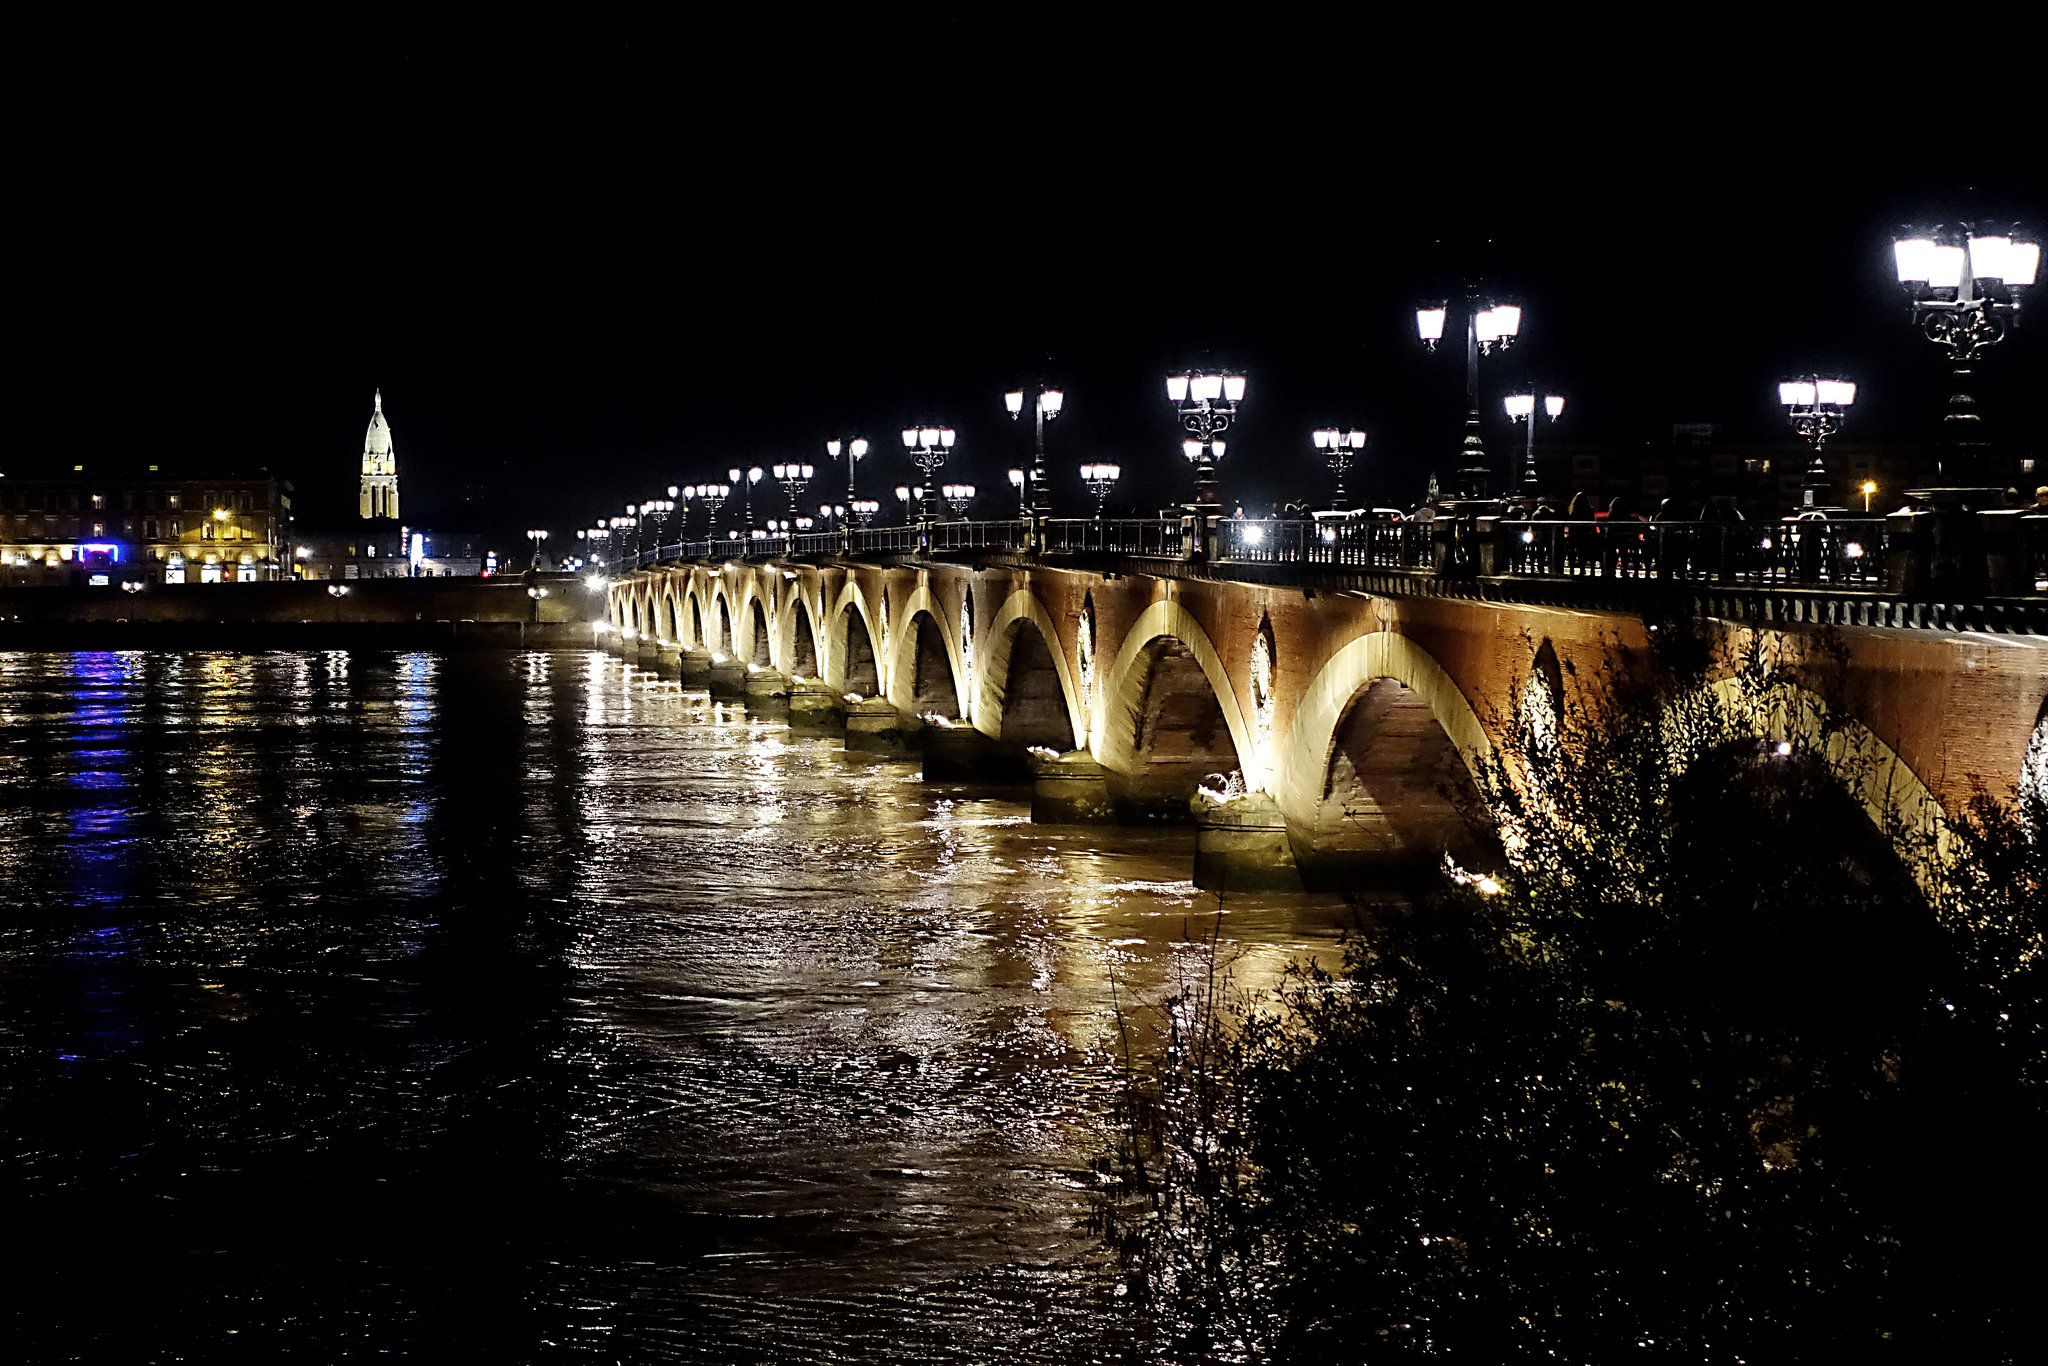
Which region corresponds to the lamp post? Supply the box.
[1502,393,1565,496]
[1891,222,2038,484]
[825,437,869,502]
[851,498,880,527]
[894,485,915,524]
[1311,428,1367,510]
[942,483,976,518]
[900,426,955,520]
[728,467,765,533]
[1777,378,1856,508]
[526,527,549,571]
[1166,369,1245,510]
[1004,384,1063,515]
[772,462,815,518]
[1079,462,1120,517]
[1007,468,1026,515]
[696,481,730,540]
[1416,292,1521,500]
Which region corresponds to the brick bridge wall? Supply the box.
[609,560,2047,883]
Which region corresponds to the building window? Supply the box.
[168,494,180,510]
[91,494,105,510]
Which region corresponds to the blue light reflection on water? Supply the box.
[0,647,1356,1363]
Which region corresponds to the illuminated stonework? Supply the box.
[359,389,400,521]
[1249,614,1276,784]
[1076,592,1096,725]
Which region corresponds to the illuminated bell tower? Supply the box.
[360,389,400,520]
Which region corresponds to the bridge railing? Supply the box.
[1217,517,1434,570]
[1041,518,1188,557]
[927,519,1029,551]
[612,511,2045,605]
[1499,518,1891,588]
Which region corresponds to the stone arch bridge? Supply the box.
[603,519,2046,891]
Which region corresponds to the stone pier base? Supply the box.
[743,667,792,719]
[707,658,747,700]
[1027,749,1117,825]
[651,642,684,678]
[677,648,712,688]
[845,698,915,757]
[1192,790,1305,893]
[922,725,995,782]
[788,681,847,735]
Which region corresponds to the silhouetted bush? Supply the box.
[1093,632,2044,1362]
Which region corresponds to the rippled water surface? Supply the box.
[0,650,1355,1362]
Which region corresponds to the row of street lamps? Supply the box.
[567,218,2031,565]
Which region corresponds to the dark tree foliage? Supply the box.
[1092,630,2045,1363]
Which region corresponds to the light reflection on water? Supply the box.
[0,649,1356,1361]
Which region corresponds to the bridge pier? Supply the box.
[845,697,916,757]
[677,647,713,688]
[788,679,847,735]
[743,667,792,718]
[1027,750,1117,825]
[707,657,747,700]
[1193,790,1305,893]
[651,641,684,678]
[922,723,997,783]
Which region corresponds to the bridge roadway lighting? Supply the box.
[728,467,765,532]
[526,527,549,570]
[1079,462,1121,517]
[825,437,870,502]
[772,462,815,517]
[851,497,880,526]
[1416,292,1520,499]
[1311,428,1367,510]
[1166,369,1245,510]
[900,425,956,520]
[1004,384,1063,516]
[1007,467,1026,515]
[1501,393,1564,495]
[1892,221,2036,481]
[942,483,976,518]
[1778,377,1856,508]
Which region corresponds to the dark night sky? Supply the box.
[18,19,2044,548]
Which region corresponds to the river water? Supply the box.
[0,649,1356,1363]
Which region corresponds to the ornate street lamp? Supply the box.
[1079,462,1120,517]
[1004,384,1063,515]
[694,481,729,539]
[900,426,955,520]
[1416,293,1521,499]
[1007,467,1026,514]
[825,437,869,502]
[1891,221,2037,482]
[942,483,976,518]
[1166,369,1245,509]
[851,498,880,527]
[773,462,815,517]
[1311,428,1367,510]
[525,527,549,571]
[894,485,915,523]
[1778,378,1856,507]
[1502,393,1565,495]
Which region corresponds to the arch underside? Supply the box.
[1300,676,1497,888]
[1108,637,1243,822]
[840,605,879,697]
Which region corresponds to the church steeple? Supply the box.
[360,389,399,520]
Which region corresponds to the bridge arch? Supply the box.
[888,584,965,720]
[829,579,883,697]
[1094,600,1254,821]
[746,596,772,667]
[1700,674,1952,894]
[1270,629,1495,885]
[711,590,734,657]
[975,590,1086,754]
[789,597,821,679]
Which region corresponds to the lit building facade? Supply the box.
[0,467,291,585]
